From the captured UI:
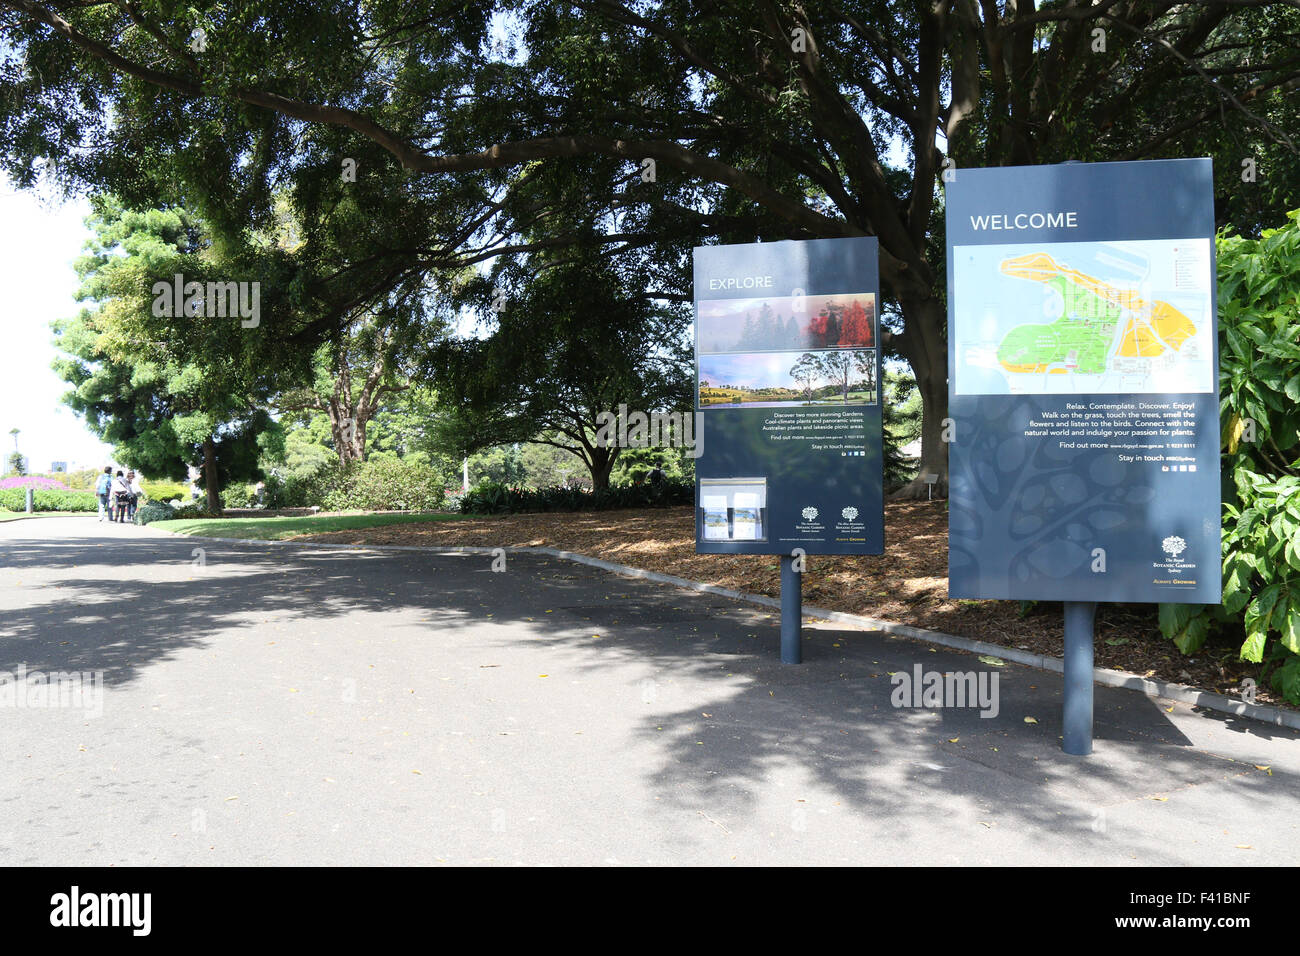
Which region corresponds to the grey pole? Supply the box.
[1063,601,1097,755]
[24,487,33,513]
[780,555,802,664]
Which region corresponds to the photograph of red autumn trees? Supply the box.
[697,293,876,353]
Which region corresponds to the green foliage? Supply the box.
[52,469,101,492]
[140,480,190,503]
[468,444,528,487]
[0,489,97,512]
[49,198,279,503]
[5,452,25,475]
[461,476,693,515]
[320,459,446,512]
[170,503,224,520]
[221,483,260,509]
[883,368,922,493]
[610,444,695,486]
[133,501,177,526]
[429,243,692,491]
[229,459,448,512]
[1159,212,1300,703]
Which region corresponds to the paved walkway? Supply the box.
[1,516,1296,865]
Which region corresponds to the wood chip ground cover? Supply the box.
[298,501,1283,709]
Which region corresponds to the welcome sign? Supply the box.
[946,159,1221,603]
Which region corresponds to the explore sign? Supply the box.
[693,237,884,556]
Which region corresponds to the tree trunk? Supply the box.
[202,436,223,514]
[892,296,950,499]
[587,446,616,493]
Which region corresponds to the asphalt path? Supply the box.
[1,515,1296,865]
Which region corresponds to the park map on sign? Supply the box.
[953,238,1215,395]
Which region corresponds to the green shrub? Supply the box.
[460,477,692,515]
[170,502,223,519]
[140,480,190,503]
[319,458,446,512]
[134,501,177,525]
[1161,211,1300,704]
[0,488,98,512]
[221,483,259,509]
[268,473,317,508]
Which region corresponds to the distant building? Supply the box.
[50,461,67,472]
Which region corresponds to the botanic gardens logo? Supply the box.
[1154,533,1196,574]
[794,505,823,533]
[835,504,865,535]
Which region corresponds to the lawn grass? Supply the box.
[151,511,467,540]
[0,511,91,521]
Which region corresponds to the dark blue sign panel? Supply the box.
[947,159,1221,603]
[693,237,883,555]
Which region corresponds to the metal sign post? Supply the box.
[780,555,802,664]
[1062,601,1098,755]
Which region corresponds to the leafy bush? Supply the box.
[133,501,177,525]
[205,460,446,513]
[140,480,190,503]
[170,503,223,519]
[1161,212,1300,703]
[319,458,446,512]
[0,488,98,512]
[59,468,103,492]
[460,477,692,515]
[221,483,260,509]
[263,473,316,508]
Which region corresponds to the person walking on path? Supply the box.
[110,470,131,524]
[95,466,112,522]
[126,471,143,521]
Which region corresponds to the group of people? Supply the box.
[94,466,144,523]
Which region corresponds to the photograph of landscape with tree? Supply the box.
[0,0,1296,891]
[699,349,878,407]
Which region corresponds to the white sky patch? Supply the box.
[0,176,114,472]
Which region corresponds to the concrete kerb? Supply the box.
[0,513,88,522]
[165,530,1300,732]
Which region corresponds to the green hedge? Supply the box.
[460,477,692,515]
[0,488,98,512]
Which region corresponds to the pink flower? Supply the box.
[0,476,70,490]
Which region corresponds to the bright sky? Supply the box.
[0,175,115,473]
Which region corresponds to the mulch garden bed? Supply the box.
[298,500,1283,709]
